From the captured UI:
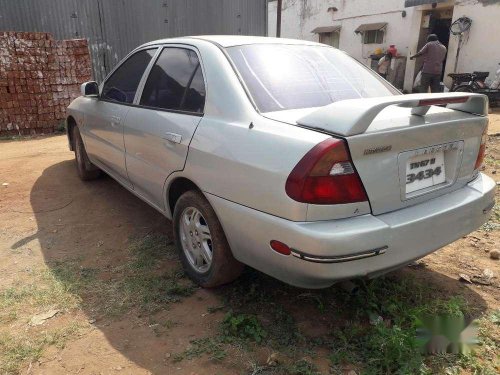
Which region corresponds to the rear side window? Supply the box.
[101,49,156,104]
[140,47,206,113]
[226,44,397,113]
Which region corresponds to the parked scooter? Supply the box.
[448,64,500,106]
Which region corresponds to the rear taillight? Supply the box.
[285,138,368,204]
[474,124,488,170]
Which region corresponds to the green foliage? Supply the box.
[285,359,320,375]
[221,311,267,343]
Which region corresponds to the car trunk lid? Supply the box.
[290,93,489,215]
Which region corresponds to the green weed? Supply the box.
[221,311,267,343]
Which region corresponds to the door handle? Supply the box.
[110,115,121,128]
[162,132,182,144]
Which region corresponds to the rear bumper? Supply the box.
[207,173,496,289]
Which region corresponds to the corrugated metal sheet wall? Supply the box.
[0,0,267,81]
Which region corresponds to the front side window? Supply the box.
[226,44,397,113]
[140,47,206,113]
[101,49,157,104]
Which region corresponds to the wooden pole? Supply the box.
[277,0,282,37]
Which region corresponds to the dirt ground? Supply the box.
[0,115,499,374]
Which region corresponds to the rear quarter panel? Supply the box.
[183,115,328,221]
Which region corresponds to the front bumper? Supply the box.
[206,173,496,288]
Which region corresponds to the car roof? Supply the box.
[140,35,323,48]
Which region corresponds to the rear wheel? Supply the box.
[173,190,244,287]
[73,126,101,181]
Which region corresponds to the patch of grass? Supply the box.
[255,359,321,375]
[0,268,82,321]
[173,337,227,362]
[0,234,193,373]
[217,271,488,374]
[285,359,320,375]
[0,135,23,141]
[129,234,177,269]
[0,333,44,374]
[489,309,500,325]
[484,155,500,168]
[220,311,267,343]
[44,234,194,317]
[481,202,500,232]
[266,306,303,350]
[324,277,477,374]
[0,322,86,374]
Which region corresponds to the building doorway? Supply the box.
[414,7,453,85]
[430,13,452,80]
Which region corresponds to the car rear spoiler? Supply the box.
[297,93,488,137]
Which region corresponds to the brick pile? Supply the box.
[0,32,92,136]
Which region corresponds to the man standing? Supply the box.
[410,34,447,93]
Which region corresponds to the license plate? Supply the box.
[405,151,445,194]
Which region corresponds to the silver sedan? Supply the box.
[66,36,495,288]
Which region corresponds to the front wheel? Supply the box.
[173,190,244,287]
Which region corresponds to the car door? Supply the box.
[123,46,206,210]
[82,48,158,187]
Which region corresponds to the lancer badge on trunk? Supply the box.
[363,145,392,155]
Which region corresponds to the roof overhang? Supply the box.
[311,25,341,34]
[404,0,448,7]
[354,22,387,33]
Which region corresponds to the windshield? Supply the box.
[226,44,398,113]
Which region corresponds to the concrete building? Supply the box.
[268,0,500,92]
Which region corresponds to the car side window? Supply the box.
[140,47,206,113]
[101,49,157,104]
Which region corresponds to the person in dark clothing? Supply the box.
[410,34,447,93]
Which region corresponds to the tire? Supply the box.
[173,190,244,287]
[73,126,101,181]
[452,84,474,93]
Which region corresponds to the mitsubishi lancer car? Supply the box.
[66,36,495,288]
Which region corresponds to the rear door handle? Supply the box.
[162,132,182,144]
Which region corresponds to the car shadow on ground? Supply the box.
[20,159,490,374]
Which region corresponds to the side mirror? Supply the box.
[81,81,99,97]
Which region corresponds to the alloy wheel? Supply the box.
[179,206,213,273]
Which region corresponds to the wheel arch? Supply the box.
[66,115,77,151]
[167,177,203,218]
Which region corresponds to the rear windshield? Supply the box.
[226,44,397,113]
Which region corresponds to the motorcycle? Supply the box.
[448,64,500,106]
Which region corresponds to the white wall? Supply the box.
[268,0,500,90]
[268,0,415,66]
[444,0,500,87]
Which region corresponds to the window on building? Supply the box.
[140,47,205,113]
[319,32,340,48]
[363,30,384,44]
[101,49,157,104]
